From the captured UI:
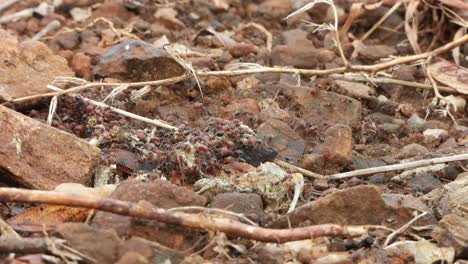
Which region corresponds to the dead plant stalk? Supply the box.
[0,188,372,243]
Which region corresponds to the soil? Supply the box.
[0,0,467,263]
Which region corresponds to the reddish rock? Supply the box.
[433,214,468,258]
[115,252,148,264]
[55,223,122,264]
[0,36,74,102]
[70,52,92,79]
[283,85,362,131]
[210,192,264,216]
[399,103,416,118]
[92,179,206,250]
[228,43,258,58]
[323,124,353,165]
[271,46,335,69]
[94,39,185,82]
[257,119,305,163]
[256,0,291,18]
[56,31,80,50]
[0,105,100,190]
[271,185,435,229]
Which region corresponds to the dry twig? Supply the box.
[383,212,428,247]
[278,153,468,180]
[0,188,372,243]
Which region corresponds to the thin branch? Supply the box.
[198,34,468,77]
[329,74,458,93]
[361,1,402,41]
[277,153,468,180]
[11,74,189,104]
[47,85,178,131]
[383,211,428,247]
[32,19,61,41]
[0,0,19,14]
[0,188,371,243]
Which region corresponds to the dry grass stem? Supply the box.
[47,85,178,131]
[278,153,468,180]
[32,19,61,41]
[361,1,402,41]
[329,74,458,93]
[383,212,428,247]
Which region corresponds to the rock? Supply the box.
[398,103,416,118]
[385,241,454,264]
[0,105,100,190]
[118,236,185,264]
[223,98,261,120]
[94,39,185,82]
[210,192,264,216]
[352,153,386,170]
[323,124,353,165]
[424,128,448,140]
[0,35,74,102]
[439,137,458,150]
[258,107,290,123]
[313,179,329,191]
[334,80,375,99]
[257,119,305,163]
[55,223,122,264]
[56,31,80,50]
[396,143,429,159]
[407,114,426,130]
[240,143,278,167]
[257,0,291,18]
[115,252,148,264]
[284,85,362,131]
[355,43,396,62]
[92,179,206,250]
[271,185,435,229]
[228,43,258,58]
[407,173,443,194]
[70,52,92,79]
[271,46,335,68]
[433,214,468,258]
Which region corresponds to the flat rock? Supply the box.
[396,143,429,159]
[0,105,100,190]
[94,39,185,82]
[257,119,305,163]
[271,185,435,229]
[335,80,375,99]
[407,173,443,194]
[55,223,122,264]
[323,124,353,165]
[271,46,335,69]
[210,192,264,216]
[283,85,362,131]
[433,214,468,258]
[0,33,74,102]
[92,179,206,250]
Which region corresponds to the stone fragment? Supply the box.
[256,0,291,18]
[396,143,429,159]
[385,241,454,264]
[55,223,122,264]
[335,80,375,99]
[407,173,443,194]
[407,114,426,130]
[0,35,74,102]
[323,124,353,165]
[210,192,264,216]
[92,179,206,250]
[257,119,305,163]
[70,52,92,79]
[0,105,100,190]
[94,39,185,82]
[271,185,435,229]
[398,103,416,118]
[433,214,468,258]
[271,46,335,69]
[283,85,361,131]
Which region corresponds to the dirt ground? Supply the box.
[0,0,468,263]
